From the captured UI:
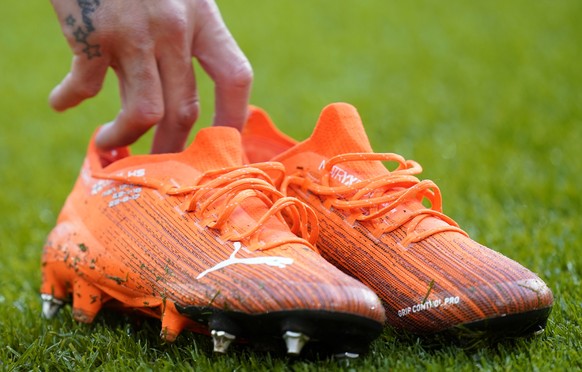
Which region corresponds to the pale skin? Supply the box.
[50,0,253,153]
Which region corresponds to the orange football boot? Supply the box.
[41,126,386,355]
[241,103,553,338]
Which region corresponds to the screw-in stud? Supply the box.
[283,331,310,355]
[211,330,236,353]
[41,294,64,319]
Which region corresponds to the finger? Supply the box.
[49,55,108,111]
[151,29,199,154]
[95,56,164,150]
[192,1,253,130]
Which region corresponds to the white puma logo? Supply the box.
[196,242,294,279]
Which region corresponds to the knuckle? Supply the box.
[217,60,254,89]
[231,61,254,88]
[165,15,188,36]
[175,99,200,129]
[153,7,189,38]
[127,101,164,128]
[75,79,103,99]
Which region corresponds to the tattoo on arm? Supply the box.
[65,0,102,59]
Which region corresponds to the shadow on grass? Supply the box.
[28,304,552,370]
[374,319,551,362]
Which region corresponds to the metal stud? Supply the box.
[282,331,310,355]
[334,352,360,360]
[41,294,64,319]
[211,330,236,353]
[334,352,360,367]
[533,327,546,336]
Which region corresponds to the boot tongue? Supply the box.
[183,126,244,171]
[286,103,389,184]
[97,127,245,187]
[94,125,296,247]
[311,103,375,155]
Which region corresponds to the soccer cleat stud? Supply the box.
[211,330,236,353]
[41,294,64,319]
[283,331,310,355]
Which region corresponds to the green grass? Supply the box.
[1,0,581,370]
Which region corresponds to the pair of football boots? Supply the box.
[41,103,553,356]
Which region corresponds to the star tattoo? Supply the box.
[65,15,76,27]
[83,44,102,59]
[73,27,89,43]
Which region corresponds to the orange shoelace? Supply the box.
[96,162,319,252]
[281,153,467,246]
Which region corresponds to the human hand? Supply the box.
[49,0,253,153]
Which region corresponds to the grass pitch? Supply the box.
[1,0,581,370]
